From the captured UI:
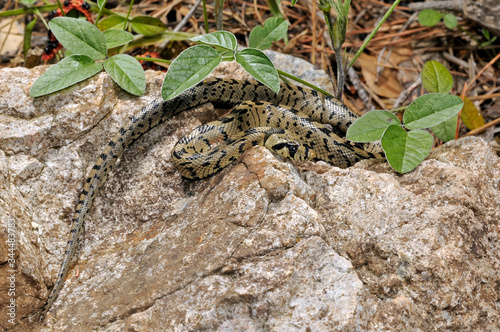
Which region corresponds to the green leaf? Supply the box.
[347,110,401,142]
[403,94,463,130]
[421,60,453,93]
[291,0,298,5]
[103,29,134,49]
[125,31,197,50]
[480,36,497,47]
[161,45,221,100]
[130,16,167,36]
[190,31,238,51]
[381,126,433,173]
[418,9,442,27]
[49,17,107,60]
[98,0,106,8]
[461,96,485,130]
[482,28,491,40]
[30,55,103,97]
[249,17,288,50]
[431,114,457,142]
[235,48,280,93]
[20,0,37,5]
[104,54,146,96]
[443,13,458,29]
[97,15,127,31]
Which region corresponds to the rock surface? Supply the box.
[0,60,499,331]
[409,0,500,37]
[463,0,500,37]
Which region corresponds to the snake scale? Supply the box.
[40,77,383,319]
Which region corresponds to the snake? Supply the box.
[39,77,384,320]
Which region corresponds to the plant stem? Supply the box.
[33,8,50,30]
[124,0,135,31]
[55,0,65,16]
[95,0,108,25]
[214,0,224,30]
[135,57,172,64]
[319,0,351,99]
[334,46,345,100]
[278,69,335,98]
[348,0,402,69]
[0,2,117,17]
[322,10,344,99]
[202,0,209,33]
[0,4,58,17]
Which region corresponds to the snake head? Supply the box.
[266,138,316,161]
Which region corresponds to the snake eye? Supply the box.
[286,143,298,158]
[271,142,297,158]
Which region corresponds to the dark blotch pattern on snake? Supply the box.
[40,77,384,319]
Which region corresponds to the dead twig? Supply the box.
[392,77,421,109]
[465,52,500,95]
[467,92,500,101]
[408,1,463,12]
[347,67,374,111]
[174,0,203,32]
[462,117,500,137]
[442,52,470,69]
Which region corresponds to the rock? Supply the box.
[463,0,500,37]
[409,0,500,37]
[0,59,499,331]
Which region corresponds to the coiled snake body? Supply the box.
[40,77,383,319]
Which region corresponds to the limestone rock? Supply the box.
[409,0,500,37]
[463,0,500,37]
[0,60,499,331]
